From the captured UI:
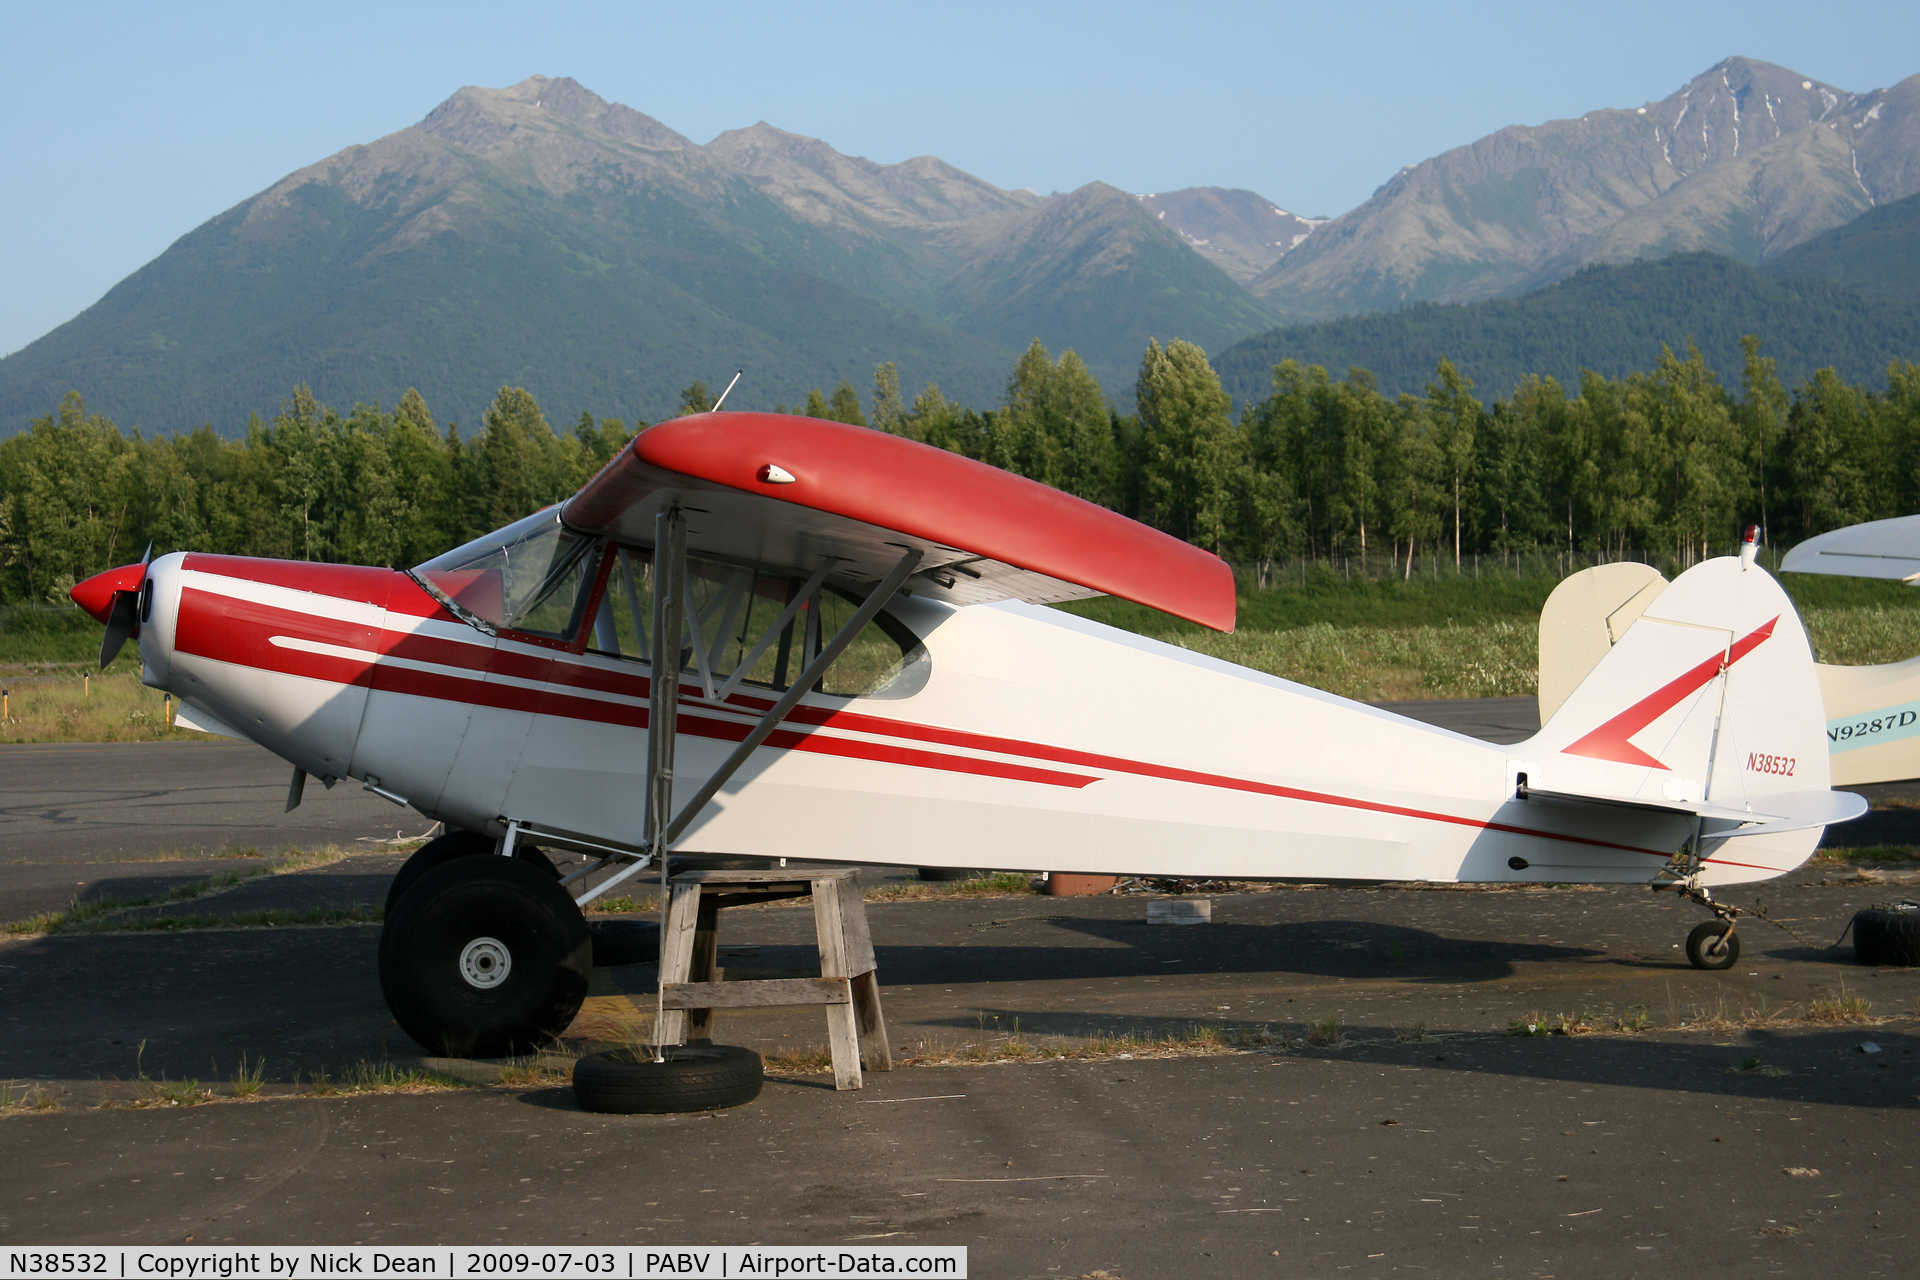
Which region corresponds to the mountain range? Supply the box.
[1,57,1917,438]
[0,76,1271,435]
[1249,56,1920,320]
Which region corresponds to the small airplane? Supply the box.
[71,414,1863,1060]
[1541,515,1920,787]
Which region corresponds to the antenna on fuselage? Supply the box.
[710,370,743,412]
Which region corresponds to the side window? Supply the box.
[585,547,925,698]
[809,589,927,698]
[587,547,654,660]
[511,543,604,641]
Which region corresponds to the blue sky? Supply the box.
[5,0,1918,356]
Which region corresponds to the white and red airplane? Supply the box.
[71,414,1862,1058]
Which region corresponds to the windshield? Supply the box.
[414,509,600,637]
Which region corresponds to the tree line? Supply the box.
[4,335,1918,606]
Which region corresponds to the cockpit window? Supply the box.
[586,547,926,699]
[414,509,601,639]
[810,588,928,698]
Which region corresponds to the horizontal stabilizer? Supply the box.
[1521,783,1867,839]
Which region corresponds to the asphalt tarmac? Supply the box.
[1,702,1916,1272]
[0,742,426,863]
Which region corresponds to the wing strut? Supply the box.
[561,509,921,1051]
[657,542,922,852]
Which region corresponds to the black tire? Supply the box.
[589,918,659,967]
[385,830,559,915]
[379,856,590,1059]
[1686,920,1741,970]
[1853,902,1920,966]
[917,868,986,882]
[572,1045,763,1114]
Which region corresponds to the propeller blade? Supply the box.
[99,590,138,669]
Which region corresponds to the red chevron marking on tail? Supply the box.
[1562,616,1778,769]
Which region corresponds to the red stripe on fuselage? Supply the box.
[181,555,400,607]
[176,587,381,688]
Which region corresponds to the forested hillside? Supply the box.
[1216,254,1920,402]
[6,333,1917,610]
[1763,190,1920,301]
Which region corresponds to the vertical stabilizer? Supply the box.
[1523,555,1833,883]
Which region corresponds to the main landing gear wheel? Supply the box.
[379,855,590,1058]
[1685,920,1740,970]
[385,829,559,914]
[572,1045,764,1114]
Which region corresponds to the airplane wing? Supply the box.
[561,412,1237,631]
[1780,514,1920,583]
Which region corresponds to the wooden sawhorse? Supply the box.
[655,867,890,1090]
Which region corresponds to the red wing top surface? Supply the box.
[562,413,1237,631]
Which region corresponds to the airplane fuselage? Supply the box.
[131,551,1815,888]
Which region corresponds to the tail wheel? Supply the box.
[379,855,590,1058]
[385,829,560,915]
[1685,920,1740,970]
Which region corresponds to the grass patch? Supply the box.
[869,872,1038,902]
[496,1054,577,1088]
[763,1022,1285,1075]
[1614,1006,1652,1033]
[1056,574,1562,635]
[1168,621,1538,700]
[1803,607,1920,666]
[1304,1013,1346,1047]
[280,1061,477,1099]
[0,1082,62,1114]
[1057,571,1920,700]
[229,1054,266,1098]
[99,904,382,932]
[1507,1010,1601,1037]
[0,666,204,744]
[1812,845,1920,865]
[3,846,356,936]
[1805,984,1874,1023]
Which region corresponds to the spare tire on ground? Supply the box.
[588,918,659,967]
[572,1045,763,1113]
[1853,901,1920,966]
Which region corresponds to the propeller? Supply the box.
[96,543,152,670]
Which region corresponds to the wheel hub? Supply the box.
[459,936,513,989]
